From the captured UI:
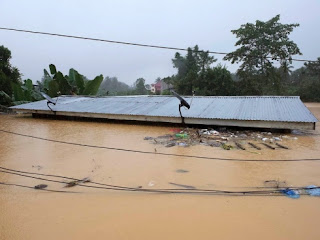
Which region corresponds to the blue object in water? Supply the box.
[306,185,320,196]
[280,189,300,199]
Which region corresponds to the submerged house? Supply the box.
[11,95,318,130]
[150,80,172,94]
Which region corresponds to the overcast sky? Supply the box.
[1,0,319,85]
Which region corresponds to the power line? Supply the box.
[0,166,278,191]
[1,167,316,196]
[0,27,317,63]
[1,129,320,162]
[0,166,142,191]
[1,166,315,191]
[0,181,77,193]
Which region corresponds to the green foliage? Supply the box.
[224,14,301,95]
[224,14,301,73]
[56,72,72,94]
[69,68,85,93]
[295,58,320,101]
[171,45,217,95]
[48,80,59,97]
[169,45,236,96]
[161,89,171,95]
[49,64,57,75]
[41,64,103,97]
[133,78,148,95]
[11,79,42,104]
[83,75,103,95]
[201,65,236,96]
[0,45,21,105]
[0,90,12,106]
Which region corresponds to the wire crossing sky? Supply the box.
[0,27,316,63]
[1,0,319,84]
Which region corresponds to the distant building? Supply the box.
[151,80,172,94]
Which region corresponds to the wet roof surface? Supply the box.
[11,95,318,123]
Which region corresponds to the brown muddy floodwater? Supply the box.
[0,103,320,240]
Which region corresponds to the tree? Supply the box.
[155,77,161,83]
[134,78,147,95]
[203,65,236,96]
[172,45,216,95]
[224,15,301,95]
[41,64,103,97]
[98,76,131,95]
[298,58,320,101]
[0,45,21,105]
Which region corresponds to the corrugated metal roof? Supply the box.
[11,95,318,123]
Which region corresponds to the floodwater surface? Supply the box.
[0,103,320,240]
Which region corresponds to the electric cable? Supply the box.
[0,166,285,191]
[0,27,317,62]
[0,181,77,193]
[1,129,320,162]
[0,166,318,196]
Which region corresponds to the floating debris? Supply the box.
[165,142,176,148]
[169,128,182,133]
[175,169,189,173]
[144,136,153,140]
[64,177,90,188]
[144,127,297,151]
[280,189,300,199]
[148,181,155,187]
[207,141,221,147]
[169,182,196,189]
[34,184,48,189]
[273,137,281,141]
[264,180,287,188]
[157,134,172,139]
[305,185,320,196]
[32,165,43,171]
[178,142,189,147]
[175,133,188,139]
[238,134,248,139]
[210,130,220,136]
[276,143,289,149]
[261,143,275,150]
[222,143,233,150]
[235,142,246,150]
[248,142,261,150]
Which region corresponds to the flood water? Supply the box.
[0,103,319,240]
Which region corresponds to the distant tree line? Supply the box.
[98,77,148,96]
[0,14,319,107]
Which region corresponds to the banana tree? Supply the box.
[43,64,103,97]
[11,79,42,105]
